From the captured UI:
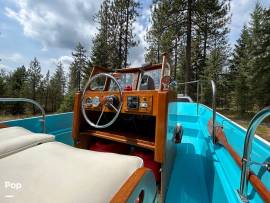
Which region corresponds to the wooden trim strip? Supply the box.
[111,167,156,203]
[159,53,168,91]
[208,120,270,203]
[115,64,162,73]
[81,130,155,151]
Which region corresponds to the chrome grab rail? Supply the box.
[176,80,200,116]
[0,98,46,133]
[175,80,217,143]
[238,106,270,202]
[210,80,216,144]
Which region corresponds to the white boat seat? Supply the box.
[0,127,54,158]
[0,141,143,203]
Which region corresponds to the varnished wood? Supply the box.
[110,168,153,203]
[122,91,157,115]
[84,90,158,115]
[72,91,82,142]
[90,63,162,75]
[208,120,270,203]
[72,63,176,203]
[0,123,8,129]
[90,66,112,78]
[159,54,168,91]
[154,91,169,162]
[81,89,172,163]
[115,63,162,73]
[81,130,155,150]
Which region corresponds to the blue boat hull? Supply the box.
[2,103,269,202]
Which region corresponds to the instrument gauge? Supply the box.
[92,96,100,107]
[86,97,93,107]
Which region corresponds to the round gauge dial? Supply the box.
[86,97,92,106]
[92,96,100,107]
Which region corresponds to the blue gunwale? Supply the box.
[1,103,269,203]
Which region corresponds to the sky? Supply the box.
[0,0,269,75]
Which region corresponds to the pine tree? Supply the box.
[185,0,192,95]
[231,25,252,114]
[0,69,7,114]
[58,92,75,113]
[8,66,28,114]
[249,3,270,108]
[91,0,111,68]
[145,0,183,65]
[228,3,270,114]
[82,60,93,86]
[122,0,140,67]
[27,57,42,103]
[91,0,140,69]
[0,69,7,97]
[49,62,66,112]
[146,0,230,93]
[43,71,50,111]
[194,0,230,69]
[9,65,27,96]
[69,43,88,91]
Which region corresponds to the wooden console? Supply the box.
[72,55,177,203]
[72,90,174,163]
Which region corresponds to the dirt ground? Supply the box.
[0,115,29,122]
[221,113,270,142]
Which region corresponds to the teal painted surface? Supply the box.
[166,103,269,203]
[1,112,74,146]
[1,103,269,202]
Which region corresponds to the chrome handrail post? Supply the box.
[0,98,46,133]
[238,106,270,202]
[211,80,216,144]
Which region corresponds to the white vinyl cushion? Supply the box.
[0,142,143,203]
[0,127,54,158]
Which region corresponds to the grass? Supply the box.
[0,115,24,122]
[0,114,35,122]
[220,111,270,142]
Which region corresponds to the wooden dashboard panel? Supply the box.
[123,91,157,115]
[84,90,158,116]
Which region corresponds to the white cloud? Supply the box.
[48,55,73,72]
[0,63,9,70]
[0,53,24,62]
[59,55,73,66]
[7,0,269,71]
[33,55,72,76]
[5,0,101,50]
[128,6,151,67]
[129,21,148,67]
[4,0,151,69]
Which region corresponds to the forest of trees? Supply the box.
[0,0,269,116]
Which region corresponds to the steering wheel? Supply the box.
[81,73,123,129]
